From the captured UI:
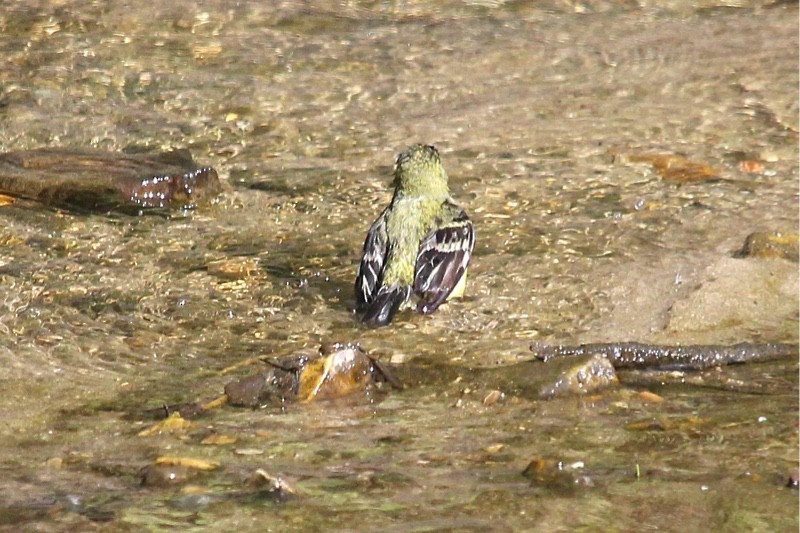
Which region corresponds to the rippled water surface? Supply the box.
[0,1,797,531]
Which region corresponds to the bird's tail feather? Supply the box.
[361,285,410,326]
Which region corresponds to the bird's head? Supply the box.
[392,144,449,199]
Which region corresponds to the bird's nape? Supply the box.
[394,144,440,172]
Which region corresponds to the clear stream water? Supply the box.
[0,1,797,531]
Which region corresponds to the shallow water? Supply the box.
[0,1,797,531]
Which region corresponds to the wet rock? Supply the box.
[0,148,221,213]
[738,231,799,262]
[224,370,297,407]
[224,343,402,407]
[666,257,798,339]
[539,353,618,399]
[297,343,377,402]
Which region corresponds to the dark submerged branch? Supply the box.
[530,342,798,370]
[619,368,796,394]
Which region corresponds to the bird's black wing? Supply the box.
[413,204,475,315]
[360,285,411,326]
[355,208,389,310]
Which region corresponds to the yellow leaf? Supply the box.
[155,456,219,471]
[137,412,195,437]
[201,434,237,446]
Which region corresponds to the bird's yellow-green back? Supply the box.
[355,144,475,326]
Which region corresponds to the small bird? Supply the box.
[355,144,475,326]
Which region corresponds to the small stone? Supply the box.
[787,469,799,489]
[245,469,297,502]
[637,391,664,403]
[234,448,264,456]
[482,390,504,406]
[44,457,64,468]
[539,353,618,399]
[737,160,764,173]
[484,443,505,454]
[522,457,592,494]
[738,231,799,262]
[140,464,196,487]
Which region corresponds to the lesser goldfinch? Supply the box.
[355,144,475,326]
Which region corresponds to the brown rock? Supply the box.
[0,148,221,213]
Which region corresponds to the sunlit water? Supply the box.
[0,1,797,531]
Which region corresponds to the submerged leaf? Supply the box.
[614,151,721,183]
[137,412,196,437]
[155,456,219,471]
[201,434,237,445]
